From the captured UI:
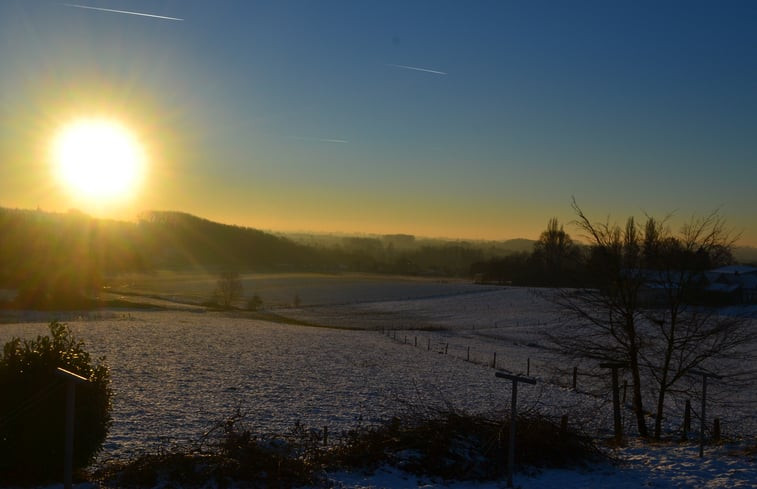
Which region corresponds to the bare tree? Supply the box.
[214,270,243,309]
[547,204,650,437]
[547,201,755,439]
[637,212,752,439]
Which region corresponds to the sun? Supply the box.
[52,118,145,202]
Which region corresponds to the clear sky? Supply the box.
[1,1,756,244]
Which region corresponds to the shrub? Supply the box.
[0,321,112,484]
[247,294,263,311]
[97,409,603,487]
[96,412,324,489]
[326,409,603,480]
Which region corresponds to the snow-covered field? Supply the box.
[1,275,755,488]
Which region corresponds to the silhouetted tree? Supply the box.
[531,218,580,285]
[637,212,751,439]
[547,202,754,439]
[214,270,244,309]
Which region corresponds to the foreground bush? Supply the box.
[96,408,602,488]
[0,321,112,485]
[96,413,323,489]
[328,409,602,480]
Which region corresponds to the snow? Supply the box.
[1,278,755,488]
[324,441,757,488]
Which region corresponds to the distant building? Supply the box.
[705,265,757,304]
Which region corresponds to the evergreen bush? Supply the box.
[0,321,111,484]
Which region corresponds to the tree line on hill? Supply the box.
[470,215,744,290]
[0,208,146,308]
[1,205,753,309]
[0,208,522,308]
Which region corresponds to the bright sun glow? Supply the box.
[52,118,145,202]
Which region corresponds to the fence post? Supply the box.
[467,346,470,362]
[691,370,723,458]
[492,351,497,369]
[495,372,537,488]
[560,414,568,439]
[527,358,530,376]
[600,362,629,444]
[56,368,88,489]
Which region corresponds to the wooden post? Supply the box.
[414,336,417,347]
[572,366,578,390]
[713,418,721,442]
[560,414,568,438]
[690,370,722,458]
[495,372,537,488]
[700,373,707,457]
[56,368,88,489]
[600,362,628,444]
[467,346,470,362]
[492,351,497,369]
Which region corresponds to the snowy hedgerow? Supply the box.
[0,321,112,484]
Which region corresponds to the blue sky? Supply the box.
[1,1,756,243]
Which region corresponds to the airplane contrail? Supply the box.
[63,3,184,21]
[387,64,447,75]
[294,137,348,144]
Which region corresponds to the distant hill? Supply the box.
[0,208,328,306]
[497,238,536,254]
[0,207,147,307]
[137,211,317,270]
[734,246,757,265]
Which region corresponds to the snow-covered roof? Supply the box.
[710,265,757,275]
[705,282,741,293]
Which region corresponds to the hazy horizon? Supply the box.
[2,1,756,245]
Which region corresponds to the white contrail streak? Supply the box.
[387,64,447,75]
[295,137,348,144]
[63,3,184,21]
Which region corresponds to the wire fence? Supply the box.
[379,327,757,441]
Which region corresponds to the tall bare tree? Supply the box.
[637,212,752,439]
[547,205,650,436]
[547,201,755,439]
